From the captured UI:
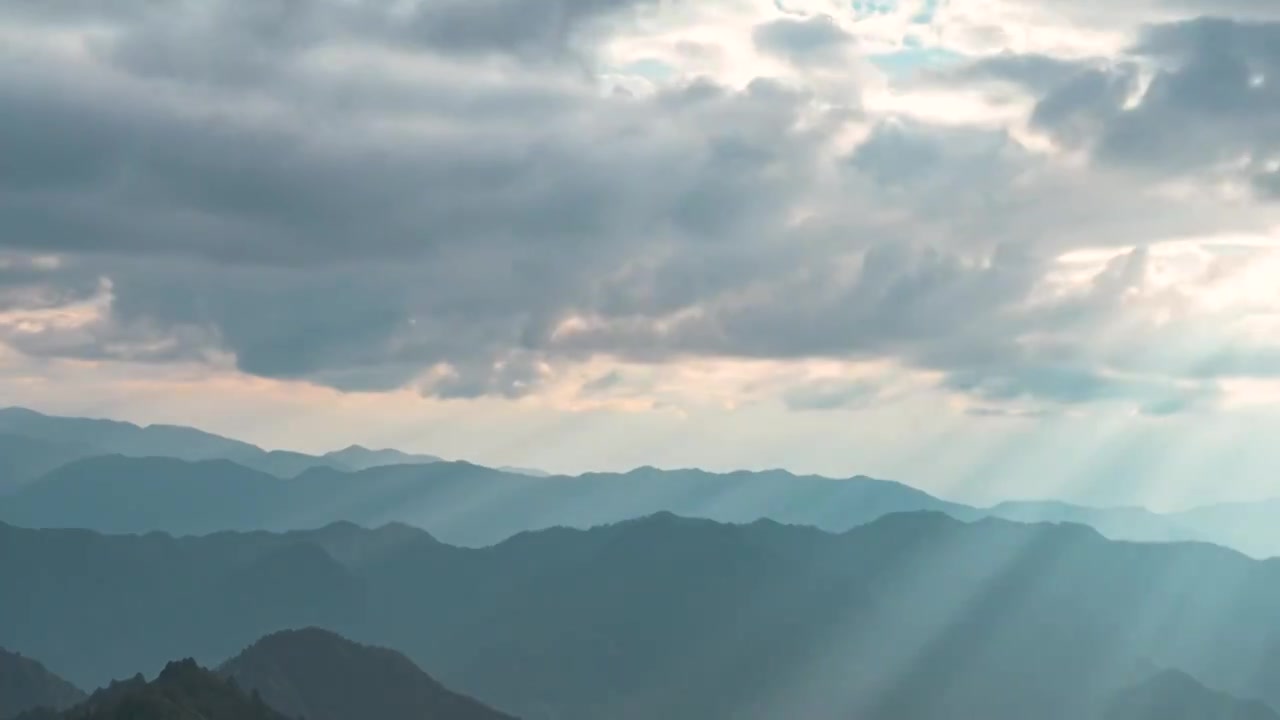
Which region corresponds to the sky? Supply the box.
[5,0,1280,509]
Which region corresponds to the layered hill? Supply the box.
[0,407,445,482]
[10,406,1280,555]
[0,455,967,546]
[222,628,514,720]
[12,659,286,720]
[0,648,84,720]
[0,435,101,495]
[320,445,444,471]
[5,514,1280,719]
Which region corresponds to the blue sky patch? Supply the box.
[850,0,942,23]
[851,1,895,18]
[911,0,942,25]
[869,47,963,76]
[617,58,678,82]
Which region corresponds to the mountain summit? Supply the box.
[14,658,285,720]
[221,628,514,720]
[320,445,444,471]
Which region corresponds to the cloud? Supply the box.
[943,364,1217,415]
[753,15,854,65]
[952,53,1104,91]
[2,1,1280,418]
[964,406,1058,420]
[579,370,628,395]
[8,0,660,79]
[972,18,1280,194]
[782,378,880,411]
[403,0,663,60]
[0,36,854,391]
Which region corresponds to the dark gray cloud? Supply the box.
[0,256,99,313]
[944,54,1142,150]
[753,15,853,65]
[1029,66,1139,148]
[407,0,659,60]
[943,364,1217,417]
[0,58,644,265]
[0,23,848,393]
[1097,19,1280,174]
[0,4,1275,414]
[6,0,658,80]
[989,18,1280,191]
[950,53,1108,93]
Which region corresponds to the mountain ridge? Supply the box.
[220,628,515,720]
[0,454,974,546]
[11,658,288,720]
[0,450,1229,553]
[0,407,449,483]
[7,512,1280,719]
[9,406,1280,555]
[6,624,1266,720]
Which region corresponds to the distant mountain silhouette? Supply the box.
[12,659,287,720]
[0,648,84,720]
[222,628,514,720]
[0,407,269,465]
[0,408,442,481]
[6,514,1280,719]
[0,448,1227,552]
[495,466,549,477]
[0,454,972,545]
[0,456,286,534]
[1105,669,1278,720]
[0,435,100,495]
[321,445,444,471]
[1171,499,1280,560]
[20,406,1280,554]
[984,501,1198,544]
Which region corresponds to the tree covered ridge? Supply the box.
[12,659,285,720]
[221,628,516,720]
[5,630,516,720]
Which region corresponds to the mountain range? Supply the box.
[0,407,449,491]
[9,406,1280,717]
[0,453,971,546]
[4,629,515,720]
[0,406,1263,553]
[5,512,1280,719]
[8,623,1263,720]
